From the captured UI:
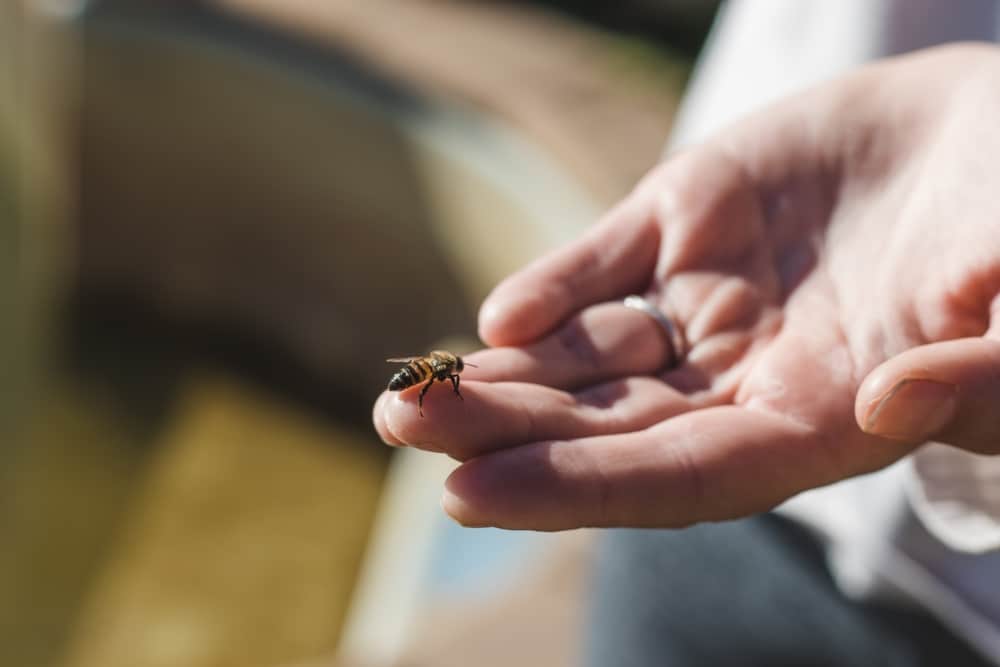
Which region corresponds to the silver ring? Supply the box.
[623,294,686,369]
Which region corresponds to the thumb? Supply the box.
[856,337,1000,454]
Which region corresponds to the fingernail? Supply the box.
[863,378,958,440]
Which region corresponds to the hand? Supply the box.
[373,44,1000,530]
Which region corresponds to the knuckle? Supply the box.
[555,317,602,369]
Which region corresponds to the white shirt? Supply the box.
[670,1,1000,662]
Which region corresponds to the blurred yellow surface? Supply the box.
[5,372,385,667]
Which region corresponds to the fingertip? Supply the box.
[382,388,458,453]
[441,483,488,528]
[854,364,899,429]
[382,391,419,445]
[854,339,995,445]
[860,377,958,442]
[443,444,587,531]
[478,285,551,347]
[477,298,507,347]
[373,392,405,446]
[444,456,510,527]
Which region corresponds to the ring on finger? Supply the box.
[623,294,687,370]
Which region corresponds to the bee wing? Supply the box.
[386,356,421,363]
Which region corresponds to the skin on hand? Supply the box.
[373,44,1000,530]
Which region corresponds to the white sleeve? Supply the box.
[906,443,1000,554]
[667,0,1000,153]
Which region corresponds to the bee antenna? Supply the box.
[464,362,479,368]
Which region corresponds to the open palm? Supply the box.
[374,45,1000,530]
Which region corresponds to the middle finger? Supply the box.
[461,302,673,391]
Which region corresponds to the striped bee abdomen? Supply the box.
[388,358,432,391]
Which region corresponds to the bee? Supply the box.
[386,350,477,417]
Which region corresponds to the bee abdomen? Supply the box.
[388,361,429,391]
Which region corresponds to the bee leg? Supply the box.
[417,377,435,417]
[449,374,463,400]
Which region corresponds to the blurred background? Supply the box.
[3,1,717,665]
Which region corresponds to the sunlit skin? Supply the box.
[374,44,1000,531]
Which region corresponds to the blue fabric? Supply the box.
[583,515,994,667]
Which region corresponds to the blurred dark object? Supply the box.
[77,1,475,411]
[74,0,691,414]
[211,0,688,205]
[512,0,721,56]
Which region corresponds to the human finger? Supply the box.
[373,391,405,447]
[856,336,1000,455]
[379,376,695,459]
[441,405,909,530]
[462,301,673,391]
[479,146,768,348]
[478,193,659,347]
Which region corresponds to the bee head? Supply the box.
[455,357,464,372]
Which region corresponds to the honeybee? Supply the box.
[386,350,477,417]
